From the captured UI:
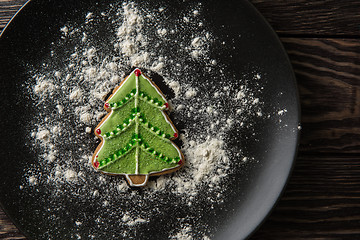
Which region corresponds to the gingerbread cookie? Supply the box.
[92,68,184,186]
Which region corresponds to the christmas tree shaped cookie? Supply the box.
[92,68,184,186]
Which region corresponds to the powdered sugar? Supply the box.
[178,137,228,190]
[170,225,193,240]
[21,1,269,239]
[122,213,148,226]
[35,129,50,143]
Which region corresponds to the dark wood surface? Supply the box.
[1,0,360,239]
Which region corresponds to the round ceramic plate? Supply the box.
[0,0,300,239]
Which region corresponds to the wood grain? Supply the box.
[281,38,360,154]
[251,0,360,37]
[0,0,27,30]
[251,155,360,239]
[0,211,26,239]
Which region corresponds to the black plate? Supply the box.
[0,0,300,239]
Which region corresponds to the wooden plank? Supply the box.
[281,38,360,154]
[252,155,360,239]
[0,210,26,239]
[1,0,360,36]
[251,0,360,36]
[0,0,27,31]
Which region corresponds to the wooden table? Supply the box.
[1,1,359,239]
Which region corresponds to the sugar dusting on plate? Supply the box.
[21,1,287,239]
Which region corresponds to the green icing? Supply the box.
[94,69,182,175]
